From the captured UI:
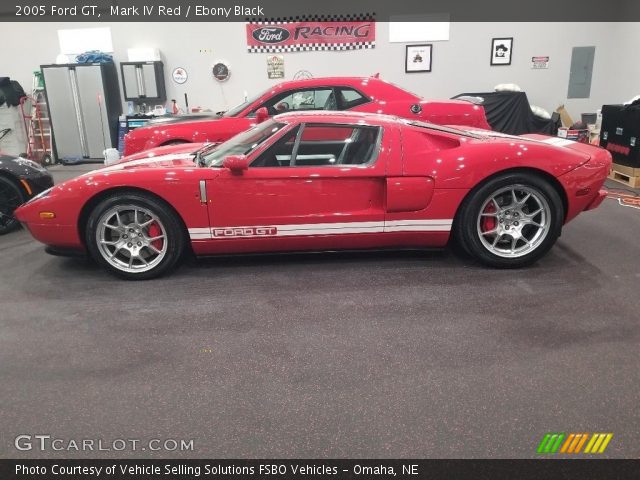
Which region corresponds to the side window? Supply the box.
[260,88,337,115]
[338,88,369,110]
[295,125,379,166]
[251,126,300,167]
[252,124,380,167]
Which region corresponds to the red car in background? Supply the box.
[17,111,609,280]
[123,76,490,156]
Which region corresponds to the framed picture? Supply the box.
[405,44,432,73]
[490,37,513,66]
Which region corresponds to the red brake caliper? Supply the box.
[481,202,497,232]
[147,223,163,250]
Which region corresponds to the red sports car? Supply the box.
[16,111,610,279]
[123,76,490,156]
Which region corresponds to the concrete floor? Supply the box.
[0,164,639,459]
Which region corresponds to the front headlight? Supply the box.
[16,157,47,172]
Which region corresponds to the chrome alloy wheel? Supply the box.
[95,205,168,273]
[476,185,551,258]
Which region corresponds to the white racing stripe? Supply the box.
[540,137,576,147]
[188,227,212,240]
[465,130,579,148]
[81,153,193,176]
[385,219,453,232]
[187,219,452,240]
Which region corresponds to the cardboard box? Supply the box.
[558,127,589,143]
[556,105,574,128]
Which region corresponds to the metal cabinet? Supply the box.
[120,61,166,103]
[41,63,122,163]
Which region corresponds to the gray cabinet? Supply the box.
[120,61,166,102]
[41,63,121,163]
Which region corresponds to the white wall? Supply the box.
[0,21,632,120]
[606,22,640,104]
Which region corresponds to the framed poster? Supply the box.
[490,37,513,66]
[266,55,285,79]
[405,44,432,73]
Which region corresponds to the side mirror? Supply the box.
[223,154,249,173]
[255,107,269,123]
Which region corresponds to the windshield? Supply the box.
[203,120,287,167]
[222,88,270,117]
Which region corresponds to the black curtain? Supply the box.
[452,91,560,135]
[0,77,26,107]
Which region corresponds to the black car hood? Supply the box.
[146,113,221,126]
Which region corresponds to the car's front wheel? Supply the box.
[86,192,185,279]
[0,176,26,235]
[454,172,564,268]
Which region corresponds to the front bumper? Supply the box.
[21,221,83,249]
[584,189,607,211]
[559,152,611,222]
[44,245,86,257]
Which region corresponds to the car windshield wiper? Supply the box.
[193,150,206,167]
[192,143,218,167]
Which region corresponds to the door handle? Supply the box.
[199,180,207,204]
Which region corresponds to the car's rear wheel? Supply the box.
[454,172,564,268]
[86,193,185,279]
[0,176,26,235]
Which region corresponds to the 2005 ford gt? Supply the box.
[16,111,611,279]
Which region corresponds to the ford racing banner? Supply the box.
[246,14,376,53]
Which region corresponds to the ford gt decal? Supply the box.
[188,219,453,240]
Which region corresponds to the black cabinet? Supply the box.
[600,104,640,167]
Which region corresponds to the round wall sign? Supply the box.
[171,67,188,84]
[212,61,230,82]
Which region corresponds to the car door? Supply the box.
[204,122,392,254]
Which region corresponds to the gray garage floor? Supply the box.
[0,164,639,459]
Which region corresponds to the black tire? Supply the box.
[85,192,186,280]
[453,172,564,268]
[41,154,54,166]
[0,176,26,235]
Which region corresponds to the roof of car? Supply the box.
[275,76,381,87]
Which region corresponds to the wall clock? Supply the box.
[212,61,230,82]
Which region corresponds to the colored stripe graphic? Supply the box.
[560,433,575,453]
[537,433,565,454]
[538,433,613,454]
[584,433,613,454]
[574,433,589,453]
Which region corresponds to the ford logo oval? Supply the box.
[252,27,291,44]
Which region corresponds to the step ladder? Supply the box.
[20,71,54,165]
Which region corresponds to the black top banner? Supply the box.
[1,0,640,22]
[2,459,640,480]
